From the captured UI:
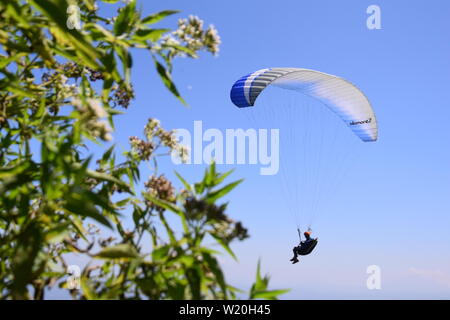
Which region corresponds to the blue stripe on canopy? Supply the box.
[230,74,251,108]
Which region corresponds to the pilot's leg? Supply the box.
[290,247,299,263]
[290,247,297,259]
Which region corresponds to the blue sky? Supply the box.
[51,0,450,299]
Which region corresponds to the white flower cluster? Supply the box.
[73,98,113,141]
[144,118,190,163]
[177,143,190,163]
[160,15,221,57]
[144,118,161,140]
[45,72,78,102]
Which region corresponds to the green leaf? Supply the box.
[250,289,290,300]
[206,179,243,203]
[113,0,138,36]
[254,259,267,291]
[0,162,36,194]
[141,10,179,25]
[248,260,289,299]
[214,168,235,186]
[177,255,195,268]
[202,251,228,298]
[227,284,245,294]
[0,161,30,178]
[132,205,141,225]
[174,170,192,192]
[115,45,132,83]
[134,28,169,42]
[84,23,116,42]
[194,180,205,195]
[209,233,237,261]
[94,244,140,260]
[167,283,186,300]
[144,194,189,234]
[11,222,43,298]
[64,189,113,229]
[0,53,27,69]
[185,266,202,300]
[136,278,156,298]
[205,161,216,187]
[4,83,36,98]
[80,276,97,300]
[84,168,131,193]
[161,43,197,58]
[152,245,170,261]
[5,2,31,27]
[45,222,71,243]
[153,56,187,105]
[30,0,102,69]
[100,145,115,166]
[143,194,183,215]
[70,215,88,241]
[194,167,208,194]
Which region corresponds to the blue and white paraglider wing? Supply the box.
[230,67,378,142]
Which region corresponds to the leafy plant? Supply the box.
[0,0,288,300]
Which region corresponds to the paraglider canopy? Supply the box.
[230,67,378,142]
[230,67,378,250]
